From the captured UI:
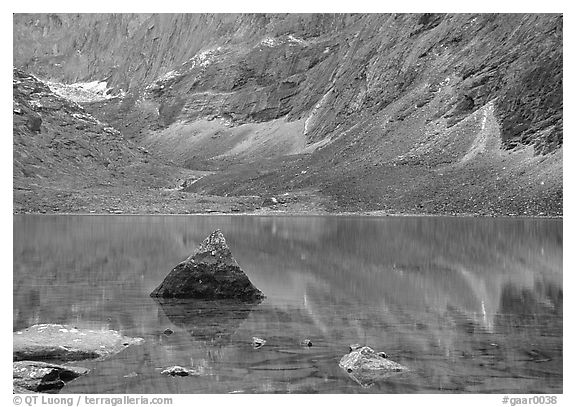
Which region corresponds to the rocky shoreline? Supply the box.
[13,324,144,393]
[12,210,563,219]
[13,323,410,392]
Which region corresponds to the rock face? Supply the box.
[13,361,89,393]
[13,324,144,362]
[12,69,145,182]
[339,346,408,387]
[150,230,264,301]
[13,14,562,153]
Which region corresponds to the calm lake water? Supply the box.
[13,215,562,393]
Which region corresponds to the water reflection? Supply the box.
[13,215,562,393]
[154,299,260,344]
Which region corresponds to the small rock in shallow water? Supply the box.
[160,366,193,376]
[339,346,408,388]
[252,337,266,349]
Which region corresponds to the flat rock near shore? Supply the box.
[150,229,264,301]
[13,324,143,362]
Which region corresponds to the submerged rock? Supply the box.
[150,229,264,301]
[13,361,89,393]
[339,346,408,387]
[13,324,144,362]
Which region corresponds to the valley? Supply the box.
[13,13,563,216]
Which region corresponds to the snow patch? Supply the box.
[47,79,120,103]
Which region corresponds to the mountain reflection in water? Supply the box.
[13,215,562,393]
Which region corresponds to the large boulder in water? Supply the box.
[339,346,409,387]
[150,229,264,301]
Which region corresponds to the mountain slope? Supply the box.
[12,69,259,214]
[13,13,563,216]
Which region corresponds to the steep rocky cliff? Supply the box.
[13,13,563,215]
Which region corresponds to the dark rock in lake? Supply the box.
[13,360,89,393]
[150,229,264,301]
[13,324,144,362]
[339,345,408,388]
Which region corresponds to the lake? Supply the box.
[13,215,563,393]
